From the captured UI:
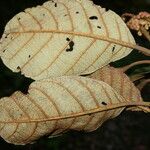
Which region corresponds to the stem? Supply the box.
[134,45,150,56]
[122,60,150,72]
[130,74,144,82]
[138,106,150,113]
[137,79,150,90]
[127,106,150,113]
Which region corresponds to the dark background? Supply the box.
[0,0,150,150]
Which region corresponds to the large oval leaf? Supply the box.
[0,0,135,80]
[0,76,132,145]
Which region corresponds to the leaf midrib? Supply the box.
[0,101,145,124]
[8,29,136,49]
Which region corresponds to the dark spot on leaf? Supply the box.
[97,26,101,29]
[66,41,74,52]
[17,66,21,70]
[3,49,6,53]
[105,8,109,11]
[4,34,8,39]
[89,16,98,20]
[54,3,57,7]
[17,17,21,20]
[28,55,31,58]
[64,14,68,17]
[76,11,79,14]
[66,37,70,41]
[112,45,116,52]
[43,13,45,16]
[102,102,107,105]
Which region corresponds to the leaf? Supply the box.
[89,66,143,103]
[0,0,135,80]
[0,76,140,145]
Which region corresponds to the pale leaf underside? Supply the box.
[0,76,130,145]
[0,0,135,80]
